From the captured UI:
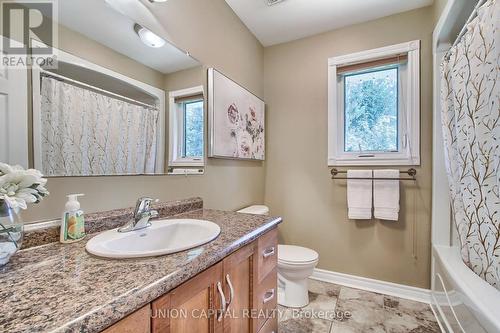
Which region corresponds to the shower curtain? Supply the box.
[440,0,499,289]
[40,76,160,176]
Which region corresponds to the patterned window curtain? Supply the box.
[440,0,499,289]
[40,76,160,176]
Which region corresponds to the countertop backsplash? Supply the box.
[21,197,204,249]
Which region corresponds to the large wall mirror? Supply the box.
[1,0,205,177]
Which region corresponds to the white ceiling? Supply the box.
[56,0,199,74]
[224,0,434,46]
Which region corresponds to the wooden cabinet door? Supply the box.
[152,262,224,333]
[222,243,256,333]
[102,305,151,333]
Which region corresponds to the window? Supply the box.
[182,100,204,158]
[169,86,205,167]
[344,67,398,152]
[328,40,420,166]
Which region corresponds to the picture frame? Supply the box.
[208,68,265,160]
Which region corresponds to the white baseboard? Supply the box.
[311,268,432,304]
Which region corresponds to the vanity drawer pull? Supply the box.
[216,281,226,322]
[263,247,275,258]
[225,274,235,308]
[263,288,275,304]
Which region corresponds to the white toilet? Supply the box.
[237,205,320,308]
[277,245,319,307]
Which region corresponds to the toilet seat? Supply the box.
[237,205,269,215]
[278,245,319,265]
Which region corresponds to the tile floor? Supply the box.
[278,279,441,333]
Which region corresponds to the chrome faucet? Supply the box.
[118,197,159,233]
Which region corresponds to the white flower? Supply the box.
[0,163,49,210]
[0,163,13,176]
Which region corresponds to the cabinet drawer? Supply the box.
[102,305,150,333]
[255,268,277,331]
[257,228,278,283]
[258,317,278,333]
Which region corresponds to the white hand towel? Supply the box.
[373,170,400,221]
[347,170,373,220]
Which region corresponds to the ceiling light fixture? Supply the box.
[134,24,166,48]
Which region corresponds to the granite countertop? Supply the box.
[0,208,282,333]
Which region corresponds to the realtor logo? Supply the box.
[1,1,57,67]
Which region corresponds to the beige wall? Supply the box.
[263,7,435,288]
[157,0,264,98]
[432,0,449,24]
[164,66,204,92]
[22,0,265,222]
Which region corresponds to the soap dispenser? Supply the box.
[60,194,86,243]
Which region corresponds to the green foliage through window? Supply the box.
[344,66,398,152]
[183,100,204,157]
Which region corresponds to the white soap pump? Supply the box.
[60,194,86,243]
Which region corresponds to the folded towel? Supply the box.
[374,170,400,221]
[347,170,373,220]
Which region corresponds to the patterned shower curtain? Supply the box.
[440,0,499,289]
[40,76,160,176]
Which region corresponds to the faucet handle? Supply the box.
[134,197,158,217]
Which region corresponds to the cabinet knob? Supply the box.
[263,247,275,258]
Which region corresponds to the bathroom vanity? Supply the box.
[105,227,278,333]
[0,198,281,333]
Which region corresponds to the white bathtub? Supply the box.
[431,245,500,333]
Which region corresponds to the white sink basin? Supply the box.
[85,219,221,258]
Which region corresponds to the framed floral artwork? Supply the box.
[208,68,265,160]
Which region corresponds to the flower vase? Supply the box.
[0,200,24,266]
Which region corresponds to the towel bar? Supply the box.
[330,168,417,181]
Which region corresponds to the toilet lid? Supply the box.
[278,245,318,264]
[237,205,269,215]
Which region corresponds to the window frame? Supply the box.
[168,86,205,167]
[328,40,420,166]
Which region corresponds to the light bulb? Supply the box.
[134,24,166,48]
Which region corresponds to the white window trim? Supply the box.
[168,86,205,167]
[328,40,420,166]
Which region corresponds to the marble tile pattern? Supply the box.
[0,208,282,333]
[279,279,441,333]
[21,197,204,249]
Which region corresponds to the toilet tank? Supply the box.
[237,205,269,215]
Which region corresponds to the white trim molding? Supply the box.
[311,268,432,304]
[0,36,29,168]
[328,40,421,166]
[168,85,205,167]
